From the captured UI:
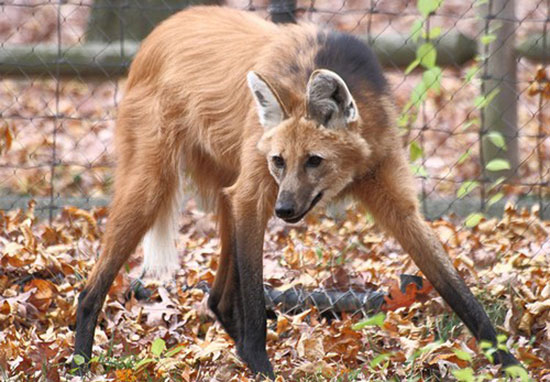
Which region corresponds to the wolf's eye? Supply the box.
[272,155,285,169]
[306,155,323,168]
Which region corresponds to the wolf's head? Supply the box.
[248,70,371,223]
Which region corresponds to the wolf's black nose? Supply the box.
[275,202,295,219]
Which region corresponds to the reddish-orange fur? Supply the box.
[73,6,519,379]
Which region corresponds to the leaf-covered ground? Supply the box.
[1,1,549,381]
[1,0,549,201]
[1,200,549,381]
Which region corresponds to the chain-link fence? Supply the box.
[1,0,549,222]
[1,4,550,379]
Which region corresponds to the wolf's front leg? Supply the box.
[352,154,519,367]
[231,195,274,379]
[207,179,274,379]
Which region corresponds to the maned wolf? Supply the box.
[73,6,519,379]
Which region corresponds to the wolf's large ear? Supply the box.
[306,69,359,128]
[247,71,288,129]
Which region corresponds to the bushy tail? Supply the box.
[142,185,182,280]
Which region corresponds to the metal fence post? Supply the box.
[269,0,297,24]
[479,0,519,182]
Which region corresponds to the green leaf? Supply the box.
[457,149,472,164]
[453,349,473,362]
[504,365,531,382]
[418,341,442,355]
[487,192,504,206]
[133,358,155,370]
[370,352,393,368]
[423,26,442,40]
[484,348,497,363]
[410,140,423,162]
[464,65,480,83]
[464,212,484,228]
[485,131,507,150]
[398,109,411,127]
[460,118,479,132]
[352,312,386,330]
[474,0,488,6]
[418,0,443,17]
[422,66,442,93]
[479,340,493,350]
[411,164,428,177]
[496,334,509,351]
[474,88,500,109]
[73,355,85,366]
[151,338,166,357]
[488,176,506,191]
[452,367,475,382]
[164,345,185,358]
[315,247,323,260]
[405,58,420,75]
[485,158,511,172]
[457,180,479,198]
[480,33,496,45]
[410,20,423,43]
[497,334,508,344]
[365,213,374,225]
[479,340,497,363]
[416,42,437,69]
[411,81,428,107]
[473,95,485,109]
[474,53,488,62]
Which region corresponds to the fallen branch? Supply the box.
[130,274,430,317]
[2,32,547,78]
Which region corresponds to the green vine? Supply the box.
[400,0,512,228]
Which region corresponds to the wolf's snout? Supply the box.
[275,195,296,219]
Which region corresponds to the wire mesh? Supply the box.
[1,0,549,364]
[0,0,548,221]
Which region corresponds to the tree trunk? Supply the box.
[479,0,519,181]
[268,0,296,24]
[86,0,222,42]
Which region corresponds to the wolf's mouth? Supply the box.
[282,192,324,224]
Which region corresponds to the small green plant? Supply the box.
[451,336,531,382]
[71,337,185,381]
[351,312,386,330]
[71,352,140,374]
[399,0,445,179]
[460,2,512,227]
[133,338,185,374]
[399,0,512,227]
